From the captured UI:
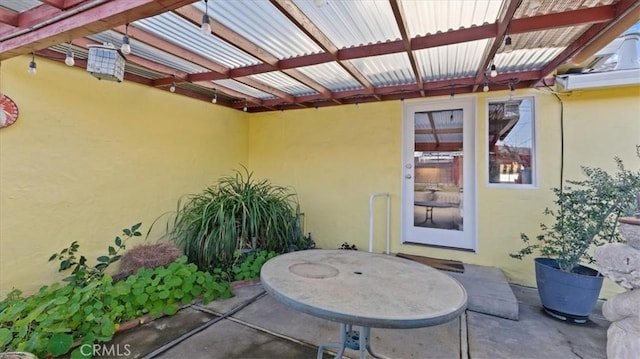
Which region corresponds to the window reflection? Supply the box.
[488,97,535,185]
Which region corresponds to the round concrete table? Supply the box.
[260,249,467,359]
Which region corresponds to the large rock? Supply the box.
[594,243,640,290]
[595,217,640,359]
[618,221,640,249]
[602,289,640,359]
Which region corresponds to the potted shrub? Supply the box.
[156,168,303,271]
[511,152,640,323]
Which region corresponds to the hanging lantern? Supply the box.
[86,44,126,82]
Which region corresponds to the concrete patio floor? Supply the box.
[103,280,609,359]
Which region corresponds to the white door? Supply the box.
[401,97,476,251]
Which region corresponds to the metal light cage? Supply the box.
[86,44,126,82]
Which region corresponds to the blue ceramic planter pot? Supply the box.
[534,257,604,324]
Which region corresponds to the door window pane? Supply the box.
[413,109,463,230]
[487,97,535,185]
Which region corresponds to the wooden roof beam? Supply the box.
[0,0,198,61]
[537,0,639,84]
[174,3,334,102]
[389,0,424,96]
[0,8,18,27]
[270,0,377,98]
[472,0,522,92]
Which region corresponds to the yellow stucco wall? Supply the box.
[248,86,640,298]
[1,53,638,300]
[0,56,248,297]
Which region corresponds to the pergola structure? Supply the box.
[0,0,637,112]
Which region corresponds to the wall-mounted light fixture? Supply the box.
[28,53,37,75]
[201,0,211,35]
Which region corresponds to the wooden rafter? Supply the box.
[110,25,298,105]
[389,0,423,95]
[0,0,634,112]
[269,0,377,99]
[426,112,440,148]
[173,3,333,104]
[415,143,462,152]
[415,128,463,135]
[472,0,522,92]
[536,0,640,84]
[0,0,198,60]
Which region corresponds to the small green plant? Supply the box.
[49,223,142,286]
[0,256,232,358]
[231,250,277,281]
[511,151,640,272]
[339,242,358,250]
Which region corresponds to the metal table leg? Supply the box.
[317,323,347,359]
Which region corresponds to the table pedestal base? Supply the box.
[317,323,390,359]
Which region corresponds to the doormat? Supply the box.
[396,253,465,273]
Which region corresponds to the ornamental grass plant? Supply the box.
[159,168,301,271]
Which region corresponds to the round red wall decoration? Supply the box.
[0,94,19,128]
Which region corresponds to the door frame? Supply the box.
[400,96,478,252]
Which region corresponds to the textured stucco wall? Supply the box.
[1,53,637,300]
[0,56,248,297]
[248,86,639,299]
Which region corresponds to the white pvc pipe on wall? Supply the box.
[369,192,390,254]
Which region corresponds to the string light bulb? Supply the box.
[201,0,211,35]
[449,90,454,101]
[490,63,498,78]
[65,46,75,66]
[121,24,131,55]
[509,81,515,100]
[28,54,37,75]
[483,82,489,92]
[243,99,248,112]
[504,35,513,53]
[212,89,217,104]
[169,81,176,93]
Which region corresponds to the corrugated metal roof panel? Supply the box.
[515,0,615,18]
[292,0,400,48]
[297,62,363,92]
[415,39,490,81]
[494,47,564,72]
[349,53,416,87]
[88,30,208,74]
[211,79,277,100]
[403,0,502,37]
[124,64,165,80]
[134,12,259,69]
[249,72,317,97]
[176,81,216,96]
[415,134,435,143]
[195,0,322,59]
[0,0,41,12]
[509,26,589,51]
